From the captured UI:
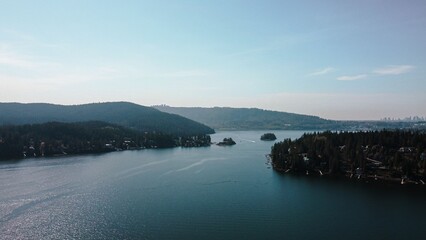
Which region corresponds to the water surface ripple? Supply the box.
[1,131,425,239]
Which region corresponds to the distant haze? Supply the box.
[1,1,425,120]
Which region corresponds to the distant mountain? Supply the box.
[154,105,337,130]
[0,102,214,136]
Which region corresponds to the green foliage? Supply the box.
[155,106,426,131]
[261,133,277,141]
[217,138,236,146]
[0,102,214,136]
[0,121,212,160]
[154,106,334,130]
[271,130,426,180]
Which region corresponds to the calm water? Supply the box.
[1,130,425,240]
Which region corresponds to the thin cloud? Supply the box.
[0,45,60,69]
[308,67,335,76]
[159,70,209,78]
[336,64,414,81]
[0,47,37,68]
[0,54,36,68]
[373,65,414,75]
[225,47,276,58]
[226,33,310,58]
[1,29,36,42]
[336,74,368,81]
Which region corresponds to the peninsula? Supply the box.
[0,121,211,161]
[0,102,214,161]
[270,130,426,185]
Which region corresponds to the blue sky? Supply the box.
[0,0,425,120]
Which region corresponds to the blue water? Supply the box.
[0,131,425,239]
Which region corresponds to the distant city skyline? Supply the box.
[381,116,426,122]
[1,0,425,120]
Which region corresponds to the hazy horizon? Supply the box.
[1,1,425,120]
[2,100,425,122]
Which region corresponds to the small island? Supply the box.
[217,138,236,146]
[260,133,277,141]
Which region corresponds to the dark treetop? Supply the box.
[154,105,426,131]
[270,130,426,185]
[217,138,236,146]
[0,121,211,160]
[154,105,334,130]
[261,133,277,141]
[0,102,214,136]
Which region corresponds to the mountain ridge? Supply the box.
[0,102,214,136]
[153,105,336,130]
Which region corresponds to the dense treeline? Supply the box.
[154,105,426,131]
[154,105,335,130]
[261,133,277,141]
[0,102,214,136]
[0,121,211,160]
[271,130,426,184]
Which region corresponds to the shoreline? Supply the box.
[266,154,426,187]
[0,144,213,163]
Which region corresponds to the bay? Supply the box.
[0,130,425,239]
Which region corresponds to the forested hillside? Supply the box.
[154,105,335,130]
[155,105,426,131]
[0,102,214,136]
[270,130,426,184]
[0,121,211,160]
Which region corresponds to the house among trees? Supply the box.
[270,130,426,185]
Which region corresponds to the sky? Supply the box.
[0,0,425,120]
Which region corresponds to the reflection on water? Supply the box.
[0,131,425,240]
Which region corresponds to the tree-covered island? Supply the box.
[217,138,236,146]
[0,121,211,161]
[261,133,277,141]
[270,130,426,185]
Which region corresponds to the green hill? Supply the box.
[0,102,214,136]
[154,105,336,130]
